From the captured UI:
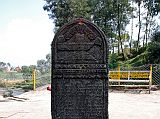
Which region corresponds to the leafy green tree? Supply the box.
[21,66,32,74]
[69,0,91,19]
[36,53,51,74]
[147,42,160,63]
[43,0,160,66]
[43,0,72,29]
[45,53,51,72]
[91,0,132,58]
[146,30,160,63]
[43,0,91,31]
[133,0,160,50]
[148,0,160,16]
[151,30,160,43]
[37,59,46,74]
[46,53,51,65]
[142,0,160,47]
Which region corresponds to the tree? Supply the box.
[133,0,160,50]
[147,42,160,63]
[143,0,160,46]
[146,30,160,63]
[90,0,132,58]
[45,53,51,72]
[115,0,132,59]
[21,66,32,74]
[46,53,51,64]
[151,30,160,43]
[0,62,6,68]
[37,59,46,74]
[129,0,137,53]
[69,0,91,19]
[43,0,91,31]
[36,53,52,74]
[134,0,142,51]
[0,62,10,71]
[43,0,72,30]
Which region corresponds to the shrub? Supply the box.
[109,53,118,69]
[146,42,160,64]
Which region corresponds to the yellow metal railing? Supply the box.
[109,65,152,81]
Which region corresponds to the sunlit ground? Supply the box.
[0,88,160,119]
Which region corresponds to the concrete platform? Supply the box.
[1,87,160,119]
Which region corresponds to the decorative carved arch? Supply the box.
[52,18,108,65]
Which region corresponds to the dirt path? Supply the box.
[1,88,160,119]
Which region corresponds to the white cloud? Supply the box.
[0,18,54,66]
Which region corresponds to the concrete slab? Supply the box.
[1,87,160,119]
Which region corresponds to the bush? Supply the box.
[138,46,147,54]
[0,80,6,87]
[146,42,160,64]
[109,53,118,69]
[128,48,138,59]
[131,59,145,67]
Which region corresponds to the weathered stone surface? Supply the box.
[51,18,108,119]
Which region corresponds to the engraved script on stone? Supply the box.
[51,18,108,119]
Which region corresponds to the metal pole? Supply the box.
[118,65,120,85]
[32,69,36,91]
[150,64,152,85]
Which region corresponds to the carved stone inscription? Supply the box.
[54,79,105,119]
[51,19,108,119]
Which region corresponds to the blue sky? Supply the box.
[0,0,54,66]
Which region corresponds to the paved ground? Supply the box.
[1,87,160,119]
[109,90,160,119]
[0,88,51,119]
